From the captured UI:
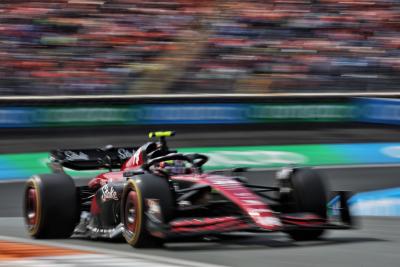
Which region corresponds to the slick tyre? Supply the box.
[286,168,327,241]
[24,173,79,239]
[121,174,174,248]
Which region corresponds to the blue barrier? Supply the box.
[0,103,354,128]
[0,108,36,127]
[349,188,400,217]
[355,97,400,125]
[2,97,400,127]
[138,104,249,124]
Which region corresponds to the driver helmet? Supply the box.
[158,160,188,175]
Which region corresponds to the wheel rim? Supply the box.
[25,187,38,229]
[125,190,139,235]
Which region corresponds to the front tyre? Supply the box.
[23,173,79,238]
[121,174,174,248]
[284,168,327,241]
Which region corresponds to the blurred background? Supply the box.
[1,0,400,95]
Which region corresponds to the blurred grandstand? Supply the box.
[1,0,400,95]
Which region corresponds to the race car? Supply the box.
[23,131,353,248]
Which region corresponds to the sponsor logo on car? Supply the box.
[146,199,163,222]
[64,151,89,161]
[257,216,282,227]
[118,148,135,159]
[101,185,118,202]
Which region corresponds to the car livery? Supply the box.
[23,131,354,248]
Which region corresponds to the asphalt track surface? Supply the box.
[1,124,400,266]
[1,168,400,267]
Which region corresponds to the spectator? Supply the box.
[1,0,400,95]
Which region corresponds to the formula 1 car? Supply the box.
[24,131,353,248]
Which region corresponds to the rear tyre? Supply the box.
[121,174,174,248]
[284,168,327,241]
[23,173,79,238]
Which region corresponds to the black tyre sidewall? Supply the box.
[121,174,174,248]
[24,173,79,239]
[290,169,327,218]
[286,168,327,241]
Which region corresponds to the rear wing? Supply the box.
[49,147,137,171]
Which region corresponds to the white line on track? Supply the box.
[0,235,229,267]
[0,254,179,267]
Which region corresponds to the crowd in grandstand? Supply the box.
[1,0,400,95]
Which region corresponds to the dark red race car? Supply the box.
[24,131,353,248]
